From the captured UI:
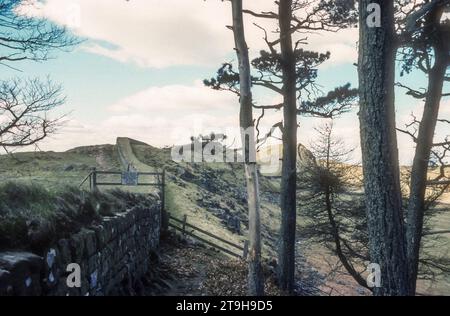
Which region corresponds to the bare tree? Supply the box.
[0,0,79,68]
[298,122,371,290]
[242,4,357,293]
[0,0,78,150]
[0,78,65,149]
[205,0,357,294]
[300,121,450,292]
[230,0,264,296]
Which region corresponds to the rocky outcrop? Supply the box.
[257,143,316,176]
[297,144,317,170]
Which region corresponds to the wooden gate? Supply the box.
[80,168,166,211]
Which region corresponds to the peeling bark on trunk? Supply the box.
[231,0,264,296]
[358,0,411,296]
[277,0,298,294]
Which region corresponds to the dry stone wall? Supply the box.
[0,198,161,296]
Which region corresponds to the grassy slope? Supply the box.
[0,141,448,295]
[0,145,158,253]
[0,145,121,191]
[131,143,282,257]
[132,143,372,295]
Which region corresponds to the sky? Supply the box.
[2,0,449,165]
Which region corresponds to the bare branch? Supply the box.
[0,77,65,148]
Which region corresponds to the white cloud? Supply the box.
[23,0,234,68]
[395,97,450,165]
[108,81,236,114]
[440,98,450,116]
[301,28,359,68]
[15,1,363,154]
[22,0,358,68]
[36,85,449,166]
[38,82,242,150]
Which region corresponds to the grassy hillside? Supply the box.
[0,144,149,253]
[0,181,154,253]
[131,143,282,256]
[0,145,121,191]
[0,140,448,295]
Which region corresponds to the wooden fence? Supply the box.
[168,214,249,260]
[79,168,166,212]
[80,169,247,259]
[80,168,164,189]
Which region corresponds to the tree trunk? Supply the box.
[278,0,298,294]
[325,187,370,289]
[324,133,369,290]
[406,8,448,293]
[358,0,411,296]
[231,0,264,296]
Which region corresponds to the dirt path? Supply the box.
[142,235,281,296]
[114,139,213,295]
[157,243,210,296]
[116,137,156,172]
[115,137,161,194]
[143,237,226,296]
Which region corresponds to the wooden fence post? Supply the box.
[160,169,169,233]
[243,240,249,260]
[161,169,166,210]
[91,168,97,191]
[182,215,187,236]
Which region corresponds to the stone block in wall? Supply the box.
[0,252,43,296]
[0,269,12,295]
[0,200,161,296]
[87,253,101,276]
[57,239,72,267]
[79,259,90,296]
[69,232,85,264]
[93,225,107,249]
[99,246,112,280]
[41,248,60,293]
[83,229,97,258]
[102,218,116,242]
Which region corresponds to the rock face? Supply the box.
[297,144,317,170]
[0,199,161,296]
[256,143,316,176]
